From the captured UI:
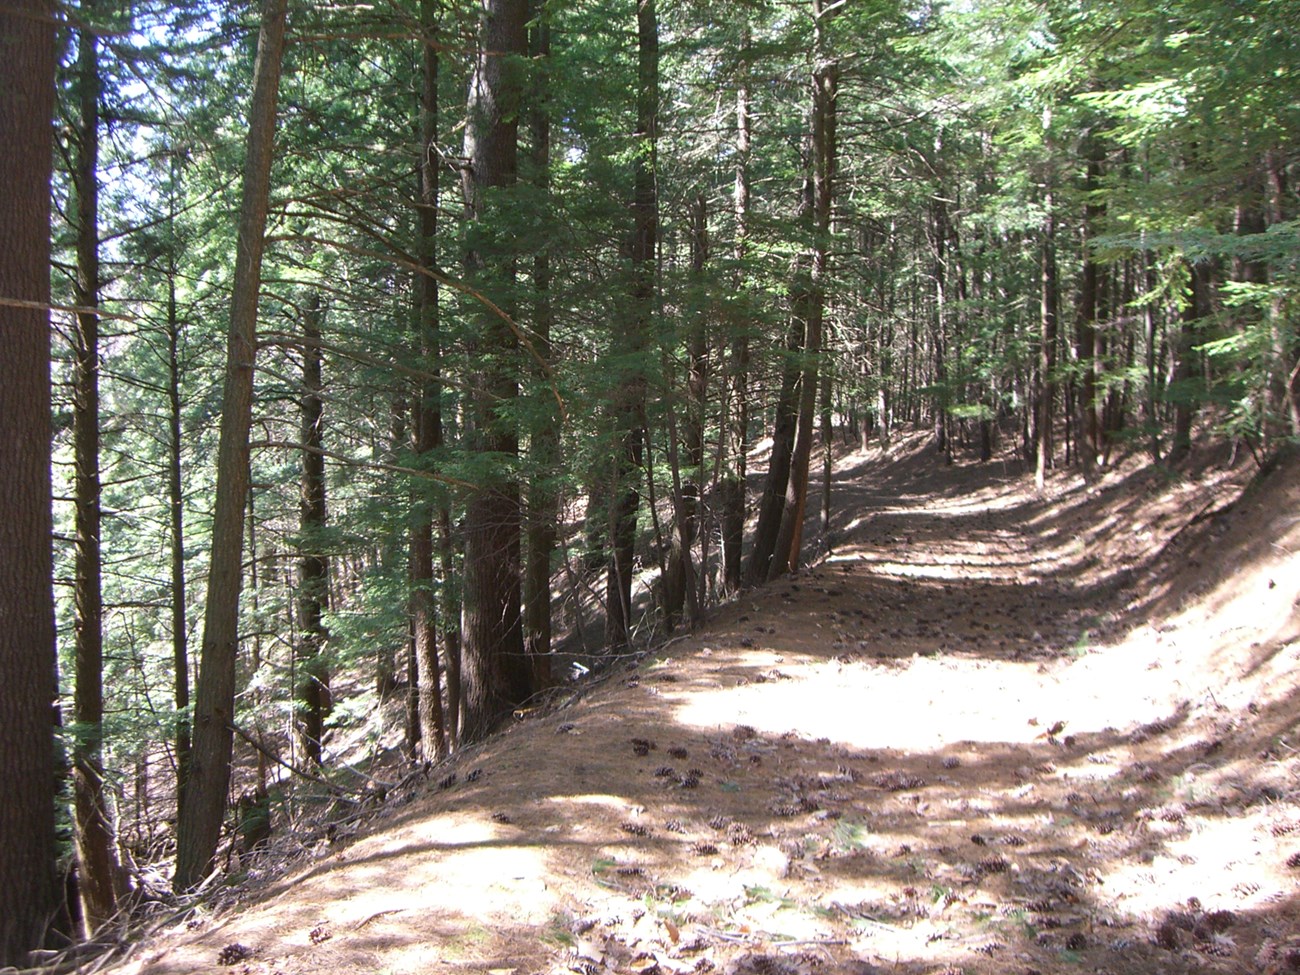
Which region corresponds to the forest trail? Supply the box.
[118,437,1300,975]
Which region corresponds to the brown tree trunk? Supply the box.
[377,398,404,701]
[747,318,802,584]
[720,51,752,594]
[1169,260,1210,464]
[819,364,833,544]
[664,192,708,627]
[174,0,288,892]
[411,0,448,760]
[605,0,658,648]
[1075,135,1104,478]
[929,193,949,456]
[1141,244,1161,462]
[460,0,530,741]
[0,0,62,962]
[770,0,836,579]
[295,295,330,766]
[1034,183,1058,492]
[71,5,121,932]
[524,0,557,686]
[168,229,192,806]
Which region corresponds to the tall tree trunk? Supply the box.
[929,192,949,456]
[174,0,288,892]
[0,0,62,962]
[460,0,529,741]
[605,0,657,647]
[1076,141,1103,479]
[295,295,329,766]
[720,49,752,594]
[524,0,557,686]
[747,319,802,584]
[770,0,836,579]
[380,396,405,701]
[664,192,707,626]
[1034,182,1058,492]
[819,363,833,543]
[1141,243,1161,463]
[167,219,191,808]
[71,6,120,932]
[412,0,448,760]
[1169,259,1210,464]
[437,509,460,744]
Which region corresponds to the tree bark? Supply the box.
[605,0,658,648]
[1034,183,1058,492]
[174,0,288,892]
[720,51,752,594]
[71,4,121,932]
[411,0,448,760]
[770,0,836,579]
[1169,259,1210,464]
[747,318,801,584]
[0,0,62,962]
[460,0,529,742]
[664,191,707,627]
[1075,136,1104,478]
[295,295,329,766]
[929,192,949,456]
[524,0,557,686]
[165,153,192,810]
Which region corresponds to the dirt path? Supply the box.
[118,439,1300,975]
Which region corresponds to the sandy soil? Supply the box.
[109,435,1300,975]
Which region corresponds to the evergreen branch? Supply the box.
[267,231,568,421]
[249,438,478,490]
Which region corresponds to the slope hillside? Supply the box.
[113,438,1300,975]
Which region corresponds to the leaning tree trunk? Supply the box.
[747,317,802,584]
[0,0,62,962]
[71,4,121,932]
[174,0,288,892]
[459,0,530,742]
[605,0,658,648]
[748,116,812,587]
[770,0,836,580]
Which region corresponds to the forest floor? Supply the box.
[111,432,1300,975]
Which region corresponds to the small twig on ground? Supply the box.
[354,909,403,930]
[699,926,754,944]
[769,937,849,949]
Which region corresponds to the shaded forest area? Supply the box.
[0,0,1297,967]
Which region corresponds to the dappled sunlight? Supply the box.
[1105,809,1284,920]
[120,812,561,974]
[665,630,1184,753]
